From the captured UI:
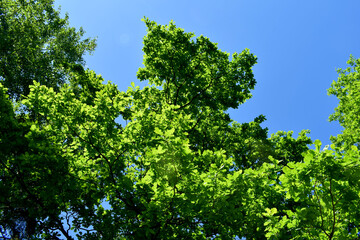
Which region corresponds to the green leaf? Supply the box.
[154,127,162,135]
[314,139,322,152]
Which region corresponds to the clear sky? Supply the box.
[55,0,360,146]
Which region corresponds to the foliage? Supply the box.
[1,1,360,239]
[0,0,96,100]
[328,55,360,149]
[264,141,360,239]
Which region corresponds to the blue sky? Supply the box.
[55,0,360,145]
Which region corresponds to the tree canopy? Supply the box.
[1,1,360,239]
[0,0,96,100]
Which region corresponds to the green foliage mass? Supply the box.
[1,2,360,239]
[328,56,360,150]
[0,0,96,101]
